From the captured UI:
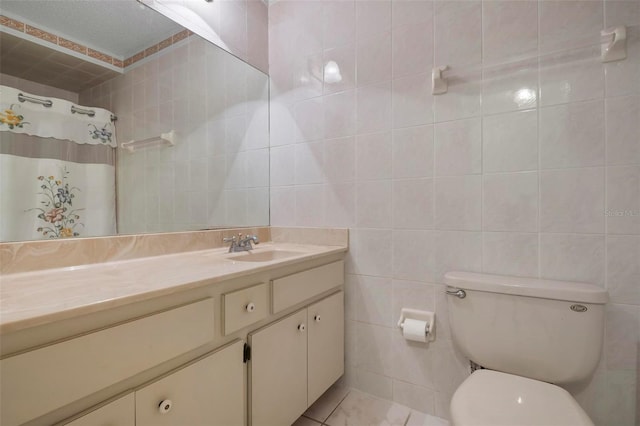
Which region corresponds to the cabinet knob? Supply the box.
[246,302,256,313]
[298,323,306,332]
[158,399,173,414]
[314,315,321,322]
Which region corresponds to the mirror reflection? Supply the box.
[0,0,269,243]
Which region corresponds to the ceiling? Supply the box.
[0,0,183,59]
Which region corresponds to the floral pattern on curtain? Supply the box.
[0,85,117,242]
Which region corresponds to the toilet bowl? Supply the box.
[445,272,608,426]
[451,370,593,426]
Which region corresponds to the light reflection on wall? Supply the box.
[323,61,342,84]
[514,87,537,108]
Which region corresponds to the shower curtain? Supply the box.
[0,85,117,242]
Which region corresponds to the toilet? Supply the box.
[445,271,609,426]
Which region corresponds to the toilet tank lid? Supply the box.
[445,272,609,304]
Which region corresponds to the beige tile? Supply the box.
[406,411,429,426]
[304,384,350,422]
[325,389,411,426]
[392,380,434,413]
[270,227,349,247]
[292,416,323,426]
[353,369,393,401]
[406,410,450,426]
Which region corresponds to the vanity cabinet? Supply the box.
[2,254,345,426]
[249,291,344,426]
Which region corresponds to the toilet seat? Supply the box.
[450,370,594,426]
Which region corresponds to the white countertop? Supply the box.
[0,242,347,334]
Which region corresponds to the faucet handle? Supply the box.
[223,236,237,243]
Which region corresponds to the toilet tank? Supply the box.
[445,272,608,385]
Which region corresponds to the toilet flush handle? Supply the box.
[446,288,466,299]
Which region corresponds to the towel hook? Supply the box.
[601,26,627,63]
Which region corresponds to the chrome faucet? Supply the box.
[223,233,259,253]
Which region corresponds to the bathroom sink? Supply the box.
[227,250,305,262]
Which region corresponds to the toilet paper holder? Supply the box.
[397,308,435,342]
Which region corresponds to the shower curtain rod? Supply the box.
[17,93,118,122]
[17,93,52,108]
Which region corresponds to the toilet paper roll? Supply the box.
[402,318,428,343]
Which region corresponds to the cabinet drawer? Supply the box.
[0,298,215,426]
[272,261,344,313]
[223,282,269,335]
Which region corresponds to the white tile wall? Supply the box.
[392,72,434,128]
[392,230,435,282]
[482,109,538,173]
[357,82,393,133]
[482,1,538,64]
[483,172,538,232]
[355,274,394,327]
[606,95,640,166]
[540,167,605,234]
[434,176,482,231]
[392,125,434,179]
[269,1,640,424]
[539,100,605,168]
[356,132,392,180]
[434,118,482,176]
[434,1,482,68]
[482,232,538,277]
[357,33,392,87]
[539,1,604,54]
[393,178,434,230]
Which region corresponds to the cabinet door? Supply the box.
[249,309,307,426]
[63,393,134,426]
[136,340,244,426]
[307,292,344,404]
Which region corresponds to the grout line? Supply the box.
[320,388,351,425]
[479,0,485,273]
[602,0,610,373]
[537,0,542,280]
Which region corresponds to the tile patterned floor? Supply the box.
[293,386,449,426]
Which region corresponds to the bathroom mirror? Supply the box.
[0,0,269,242]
